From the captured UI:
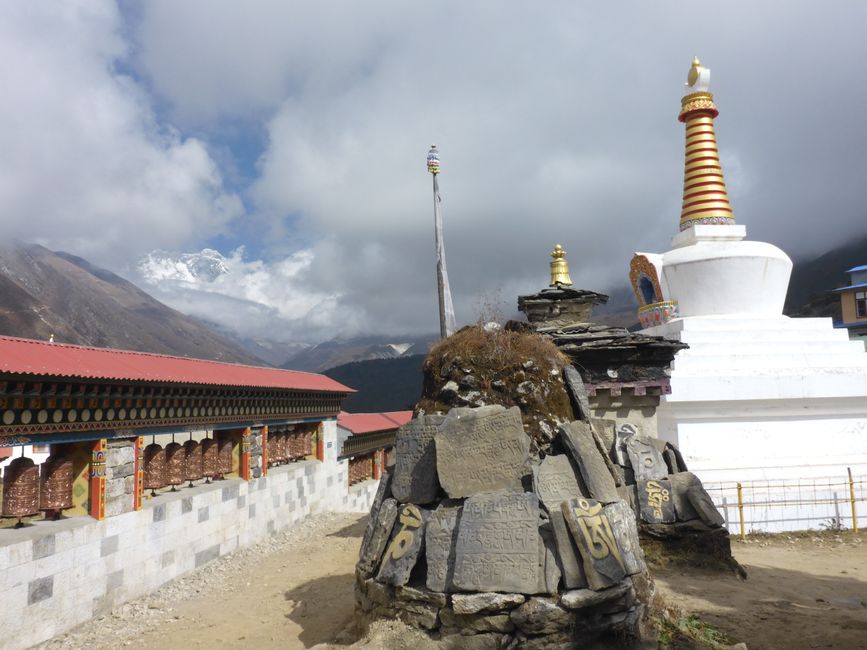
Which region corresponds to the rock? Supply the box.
[358,473,393,553]
[522,360,536,370]
[687,485,725,527]
[637,478,676,524]
[377,503,430,586]
[425,500,462,593]
[604,500,646,576]
[440,633,502,650]
[616,484,638,516]
[459,375,479,389]
[559,421,619,504]
[560,581,631,609]
[451,592,525,615]
[668,472,701,521]
[589,418,617,457]
[396,601,439,630]
[357,498,398,578]
[563,365,591,420]
[663,447,680,474]
[561,497,627,590]
[440,609,515,633]
[396,585,447,608]
[457,391,482,405]
[533,454,584,512]
[392,415,443,505]
[625,436,667,481]
[491,379,506,390]
[549,509,587,589]
[436,406,530,498]
[440,381,459,400]
[516,380,536,395]
[453,491,540,593]
[538,521,562,594]
[509,597,573,635]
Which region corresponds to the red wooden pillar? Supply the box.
[240,427,252,481]
[133,436,144,510]
[261,425,269,476]
[316,422,325,461]
[89,439,107,520]
[373,449,383,480]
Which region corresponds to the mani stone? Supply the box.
[436,406,530,498]
[637,478,676,524]
[604,500,645,576]
[357,497,398,578]
[625,436,668,481]
[561,497,627,591]
[560,581,631,610]
[563,365,591,420]
[538,522,562,594]
[549,509,586,589]
[559,421,619,504]
[668,471,701,521]
[392,415,444,504]
[451,592,525,615]
[614,423,638,466]
[533,454,584,512]
[425,500,462,592]
[377,503,430,586]
[687,485,725,528]
[453,491,540,594]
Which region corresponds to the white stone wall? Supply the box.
[0,439,383,649]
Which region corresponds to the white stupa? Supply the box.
[630,58,867,531]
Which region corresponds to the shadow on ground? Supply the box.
[327,516,368,539]
[284,573,360,648]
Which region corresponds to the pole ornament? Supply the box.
[427,145,440,175]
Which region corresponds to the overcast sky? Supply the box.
[2,2,866,342]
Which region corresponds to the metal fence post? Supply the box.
[737,482,745,540]
[849,467,859,533]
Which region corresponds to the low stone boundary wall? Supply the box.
[0,457,381,649]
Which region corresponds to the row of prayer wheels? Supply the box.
[144,438,233,492]
[2,454,74,521]
[267,430,312,467]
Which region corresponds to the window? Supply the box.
[856,291,867,319]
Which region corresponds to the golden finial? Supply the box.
[549,244,573,287]
[687,57,701,87]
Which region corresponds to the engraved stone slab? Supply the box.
[564,365,591,420]
[453,491,540,593]
[614,423,638,466]
[561,497,627,591]
[637,478,675,524]
[533,454,584,512]
[625,436,668,481]
[359,472,393,554]
[425,500,462,592]
[687,486,725,527]
[604,500,645,576]
[377,503,430,586]
[668,471,701,521]
[392,415,444,504]
[436,406,530,498]
[589,418,617,457]
[357,497,398,578]
[549,510,586,589]
[559,422,619,504]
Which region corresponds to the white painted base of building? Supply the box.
[643,315,867,532]
[0,459,381,649]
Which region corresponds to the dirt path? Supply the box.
[656,532,867,650]
[41,516,867,650]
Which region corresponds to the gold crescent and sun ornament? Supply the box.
[549,244,573,287]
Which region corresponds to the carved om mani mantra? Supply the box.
[385,504,423,561]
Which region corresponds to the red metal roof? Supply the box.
[0,335,354,393]
[338,411,413,435]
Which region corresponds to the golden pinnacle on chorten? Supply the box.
[549,244,573,287]
[677,57,736,231]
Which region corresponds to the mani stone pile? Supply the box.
[354,405,656,650]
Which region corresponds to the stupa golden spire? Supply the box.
[549,244,573,286]
[678,57,736,230]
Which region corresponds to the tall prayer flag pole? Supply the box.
[427,145,456,338]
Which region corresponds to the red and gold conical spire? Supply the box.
[678,57,736,231]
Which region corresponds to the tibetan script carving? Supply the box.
[377,503,430,586]
[436,406,530,498]
[425,500,462,592]
[561,497,626,590]
[638,478,675,524]
[356,497,398,578]
[453,490,540,593]
[392,415,443,504]
[625,436,667,481]
[533,454,585,512]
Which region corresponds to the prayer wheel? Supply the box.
[183,440,203,484]
[201,438,218,480]
[278,430,290,462]
[164,442,185,488]
[267,432,279,467]
[217,436,233,477]
[2,457,40,519]
[143,443,166,493]
[39,454,73,513]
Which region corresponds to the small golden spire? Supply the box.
[677,57,735,231]
[549,244,573,287]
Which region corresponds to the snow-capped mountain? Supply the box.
[137,248,230,283]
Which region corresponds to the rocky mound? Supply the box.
[415,326,573,450]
